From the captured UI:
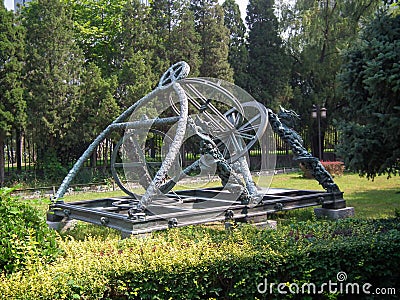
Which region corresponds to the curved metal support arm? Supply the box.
[53,88,160,201]
[135,82,189,212]
[108,116,180,130]
[55,62,191,202]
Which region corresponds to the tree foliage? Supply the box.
[0,3,25,186]
[22,0,85,168]
[191,0,233,81]
[74,63,120,151]
[222,0,248,87]
[245,0,290,108]
[117,0,156,109]
[67,0,127,76]
[278,0,379,156]
[337,8,400,179]
[167,2,202,76]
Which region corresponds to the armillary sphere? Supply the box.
[54,61,269,213]
[109,62,268,210]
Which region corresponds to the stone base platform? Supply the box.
[314,207,355,219]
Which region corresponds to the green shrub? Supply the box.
[36,148,68,183]
[0,218,399,299]
[0,187,62,274]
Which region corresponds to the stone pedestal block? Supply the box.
[253,220,277,230]
[314,207,355,219]
[47,219,77,232]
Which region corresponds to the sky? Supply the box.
[4,0,250,17]
[4,0,13,10]
[219,0,249,22]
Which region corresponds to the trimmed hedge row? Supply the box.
[0,216,399,299]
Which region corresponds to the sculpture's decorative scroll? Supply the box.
[268,106,341,194]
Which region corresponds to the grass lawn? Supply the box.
[270,172,400,219]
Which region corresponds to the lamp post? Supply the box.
[312,105,327,160]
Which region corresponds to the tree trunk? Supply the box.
[0,133,5,187]
[91,150,97,168]
[16,128,23,172]
[102,140,109,173]
[311,132,319,159]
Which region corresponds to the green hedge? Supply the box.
[0,216,399,299]
[0,187,61,274]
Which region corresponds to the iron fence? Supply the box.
[3,126,340,181]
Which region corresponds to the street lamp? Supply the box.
[312,105,327,160]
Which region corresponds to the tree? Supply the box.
[117,0,156,109]
[74,63,120,147]
[0,3,25,186]
[245,0,290,108]
[22,0,85,174]
[337,8,400,179]
[222,0,248,86]
[167,2,201,76]
[191,0,233,81]
[67,0,127,76]
[68,0,156,109]
[75,63,120,169]
[278,0,379,157]
[149,0,201,75]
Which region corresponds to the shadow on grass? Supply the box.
[269,208,315,223]
[345,188,400,218]
[285,174,309,180]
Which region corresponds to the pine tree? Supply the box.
[149,0,201,75]
[22,0,85,171]
[0,3,25,186]
[337,9,400,179]
[167,1,201,76]
[222,0,248,86]
[191,0,233,81]
[117,0,156,109]
[246,0,289,107]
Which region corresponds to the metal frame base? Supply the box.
[48,188,345,236]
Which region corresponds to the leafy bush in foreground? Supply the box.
[0,217,399,299]
[0,187,61,273]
